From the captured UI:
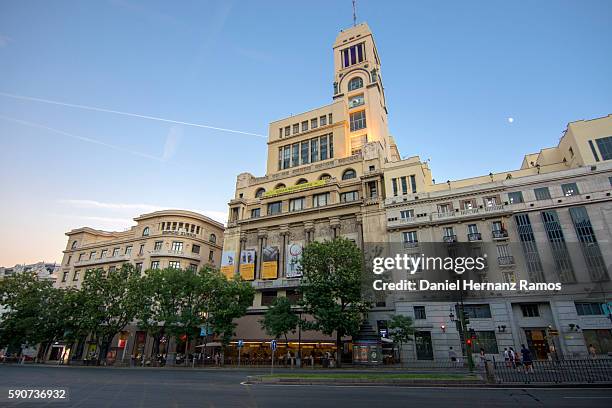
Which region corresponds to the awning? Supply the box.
[195,342,222,348]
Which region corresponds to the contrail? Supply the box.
[0,91,267,138]
[0,114,164,161]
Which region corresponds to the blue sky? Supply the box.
[1,0,611,265]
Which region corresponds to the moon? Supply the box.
[507,117,514,123]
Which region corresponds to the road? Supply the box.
[0,365,611,407]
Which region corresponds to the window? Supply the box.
[468,224,478,234]
[320,135,328,160]
[251,208,261,218]
[151,261,160,269]
[154,241,163,251]
[71,240,78,249]
[281,145,290,169]
[188,264,198,272]
[400,209,414,219]
[255,188,265,198]
[515,214,545,282]
[208,250,214,262]
[348,75,365,91]
[168,261,180,269]
[319,115,327,126]
[112,248,120,257]
[311,118,318,129]
[261,290,278,307]
[125,246,132,256]
[575,302,603,316]
[66,255,71,265]
[595,136,612,160]
[403,231,418,244]
[438,203,452,213]
[414,306,426,320]
[62,271,69,282]
[492,221,503,232]
[284,126,290,137]
[392,178,398,196]
[268,201,282,215]
[520,304,540,317]
[341,43,365,67]
[562,183,579,196]
[73,270,80,281]
[367,181,378,198]
[462,304,492,319]
[292,123,299,134]
[473,331,499,354]
[342,169,356,180]
[209,234,216,244]
[142,227,150,237]
[508,191,524,204]
[443,227,455,237]
[301,140,309,164]
[313,193,329,208]
[301,121,308,132]
[410,175,417,193]
[319,173,332,181]
[192,244,200,254]
[484,196,499,207]
[296,178,308,185]
[89,251,96,260]
[349,110,366,131]
[138,244,144,256]
[534,187,551,200]
[348,94,364,108]
[400,176,408,195]
[289,197,305,211]
[582,329,612,355]
[78,253,84,261]
[171,241,184,252]
[541,211,575,283]
[340,191,359,202]
[310,137,319,162]
[291,143,299,167]
[135,263,143,273]
[569,206,609,282]
[100,249,107,258]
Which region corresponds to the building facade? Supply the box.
[383,115,612,361]
[222,22,612,363]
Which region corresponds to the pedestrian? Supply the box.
[449,346,457,362]
[588,344,597,358]
[509,347,517,369]
[479,348,486,368]
[503,348,510,367]
[520,344,534,373]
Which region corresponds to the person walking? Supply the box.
[503,348,511,367]
[509,347,517,369]
[520,344,534,373]
[588,344,597,358]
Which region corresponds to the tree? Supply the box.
[299,237,368,367]
[80,264,144,364]
[388,314,415,365]
[260,296,299,344]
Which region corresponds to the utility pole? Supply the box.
[352,0,357,27]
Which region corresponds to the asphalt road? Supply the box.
[1,365,611,408]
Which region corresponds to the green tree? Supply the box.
[260,296,299,344]
[388,314,415,365]
[80,264,144,364]
[299,237,368,367]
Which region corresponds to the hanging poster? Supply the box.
[220,251,235,279]
[286,242,303,278]
[262,246,279,279]
[239,249,256,280]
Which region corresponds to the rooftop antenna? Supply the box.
[352,0,357,26]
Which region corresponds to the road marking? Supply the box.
[250,384,612,391]
[563,397,612,399]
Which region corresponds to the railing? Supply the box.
[74,254,131,266]
[442,235,457,243]
[403,241,419,249]
[491,357,612,384]
[492,230,509,239]
[468,233,482,241]
[497,255,515,266]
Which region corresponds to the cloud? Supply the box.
[0,34,11,48]
[162,125,182,161]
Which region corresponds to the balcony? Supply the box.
[492,230,509,240]
[253,278,301,289]
[442,235,457,244]
[150,249,201,260]
[468,232,482,242]
[403,241,419,249]
[497,256,515,267]
[74,254,131,267]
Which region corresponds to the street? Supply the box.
[0,365,611,407]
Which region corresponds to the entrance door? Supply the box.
[415,331,433,360]
[525,329,549,360]
[49,346,63,361]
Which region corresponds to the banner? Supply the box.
[262,246,279,279]
[239,249,256,281]
[220,251,235,279]
[286,242,303,278]
[263,180,326,198]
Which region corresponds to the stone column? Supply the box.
[279,227,289,278]
[236,235,247,276]
[257,230,267,280]
[356,214,364,252]
[304,221,314,244]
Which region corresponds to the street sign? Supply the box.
[237,340,244,348]
[270,339,277,351]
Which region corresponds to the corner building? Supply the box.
[222,23,397,360]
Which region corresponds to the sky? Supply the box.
[0,0,611,266]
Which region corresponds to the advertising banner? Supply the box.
[286,242,303,278]
[239,249,256,281]
[262,246,279,279]
[220,250,235,279]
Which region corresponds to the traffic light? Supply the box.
[463,313,470,326]
[466,338,472,346]
[469,328,476,339]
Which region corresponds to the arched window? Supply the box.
[342,169,357,180]
[209,234,217,244]
[296,178,308,185]
[142,227,150,237]
[319,173,332,181]
[71,241,78,249]
[275,183,286,189]
[348,77,363,92]
[255,188,266,198]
